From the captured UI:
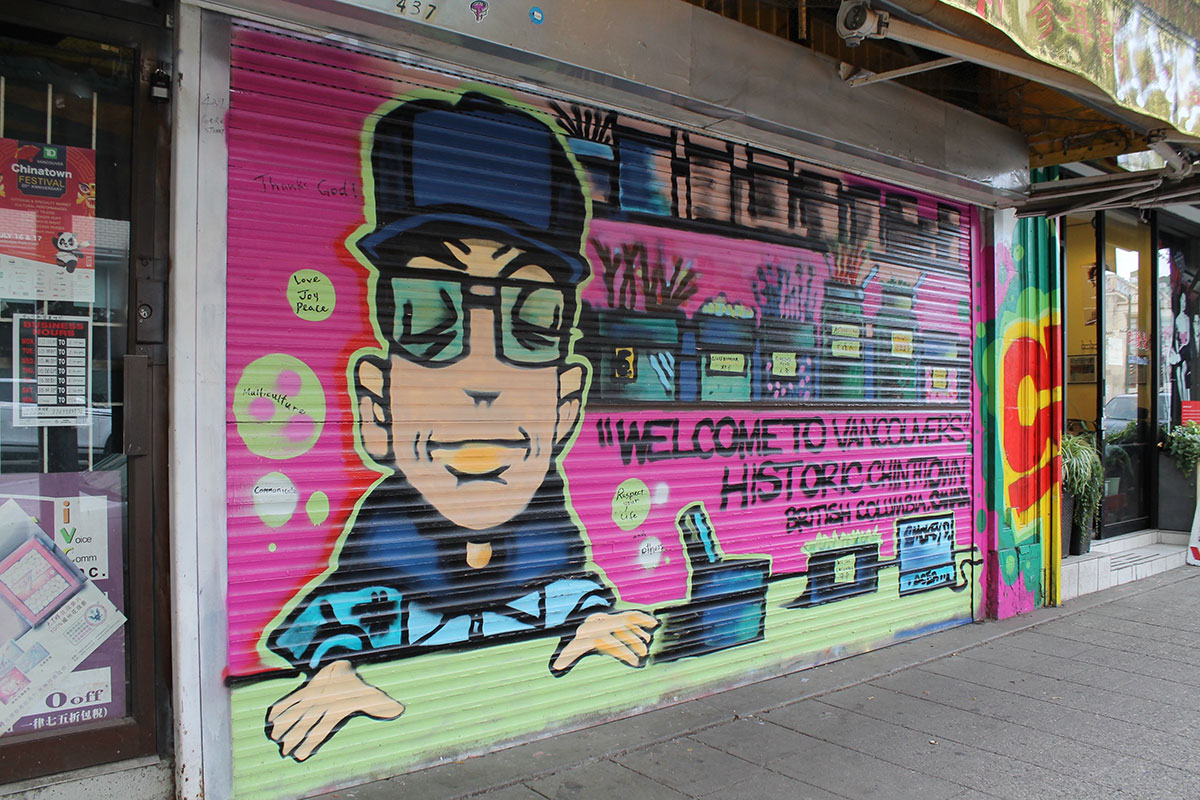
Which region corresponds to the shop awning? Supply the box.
[934,0,1200,138]
[1004,164,1200,216]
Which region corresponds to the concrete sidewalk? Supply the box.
[319,566,1200,800]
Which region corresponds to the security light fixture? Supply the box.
[836,1,889,47]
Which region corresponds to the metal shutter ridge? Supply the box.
[223,23,979,799]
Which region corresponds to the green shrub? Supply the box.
[1061,433,1103,531]
[1167,421,1200,477]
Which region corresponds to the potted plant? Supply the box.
[1061,433,1103,556]
[1165,421,1200,565]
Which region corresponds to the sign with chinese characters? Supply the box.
[0,138,96,303]
[939,0,1200,137]
[0,500,123,734]
[0,472,127,738]
[12,314,91,428]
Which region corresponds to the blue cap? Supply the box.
[359,92,589,284]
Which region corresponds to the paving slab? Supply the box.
[1111,670,1200,709]
[1151,639,1200,667]
[696,770,845,800]
[999,629,1098,659]
[524,760,689,800]
[472,787,546,800]
[1068,612,1198,644]
[919,662,1142,717]
[1106,693,1200,736]
[864,669,1070,730]
[765,732,965,800]
[689,716,817,766]
[802,692,1048,759]
[1067,643,1186,677]
[920,652,1086,691]
[780,682,1189,796]
[612,738,762,797]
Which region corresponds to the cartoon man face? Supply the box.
[347,89,597,529]
[355,236,586,531]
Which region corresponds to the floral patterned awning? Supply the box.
[938,0,1200,136]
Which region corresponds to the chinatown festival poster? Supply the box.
[0,138,96,304]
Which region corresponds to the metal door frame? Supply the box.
[0,0,172,782]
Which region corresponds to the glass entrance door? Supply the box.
[1063,209,1156,540]
[1100,213,1154,535]
[0,1,169,781]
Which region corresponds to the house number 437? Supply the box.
[395,1,438,20]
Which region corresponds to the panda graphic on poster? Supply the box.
[52,232,90,273]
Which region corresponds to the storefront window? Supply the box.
[0,21,132,745]
[1064,212,1099,435]
[1159,230,1200,423]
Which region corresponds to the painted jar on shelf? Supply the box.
[759,316,816,401]
[874,282,919,402]
[595,310,682,403]
[820,280,871,401]
[695,307,756,403]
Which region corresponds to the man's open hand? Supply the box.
[553,610,660,672]
[266,659,405,761]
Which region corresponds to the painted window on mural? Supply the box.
[224,25,981,798]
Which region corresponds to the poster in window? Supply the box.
[11,314,91,428]
[1068,355,1096,384]
[0,493,124,735]
[0,138,96,304]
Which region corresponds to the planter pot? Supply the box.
[1157,451,1198,531]
[1062,490,1093,556]
[1060,493,1075,559]
[1070,520,1093,556]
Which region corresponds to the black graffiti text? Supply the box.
[253,174,308,193]
[721,454,969,511]
[829,414,969,449]
[600,416,825,466]
[597,413,970,467]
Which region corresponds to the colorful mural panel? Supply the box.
[224,24,984,799]
[976,209,1062,615]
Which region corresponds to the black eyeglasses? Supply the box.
[388,268,572,367]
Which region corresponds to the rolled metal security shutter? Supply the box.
[223,22,978,799]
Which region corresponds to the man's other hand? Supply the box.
[266,659,406,761]
[553,610,660,672]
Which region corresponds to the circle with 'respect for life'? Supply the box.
[612,477,651,531]
[233,354,325,459]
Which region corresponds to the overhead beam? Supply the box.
[881,17,1118,110]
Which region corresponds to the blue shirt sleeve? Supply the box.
[271,577,613,673]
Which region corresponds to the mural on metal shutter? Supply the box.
[224,26,983,798]
[976,209,1062,614]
